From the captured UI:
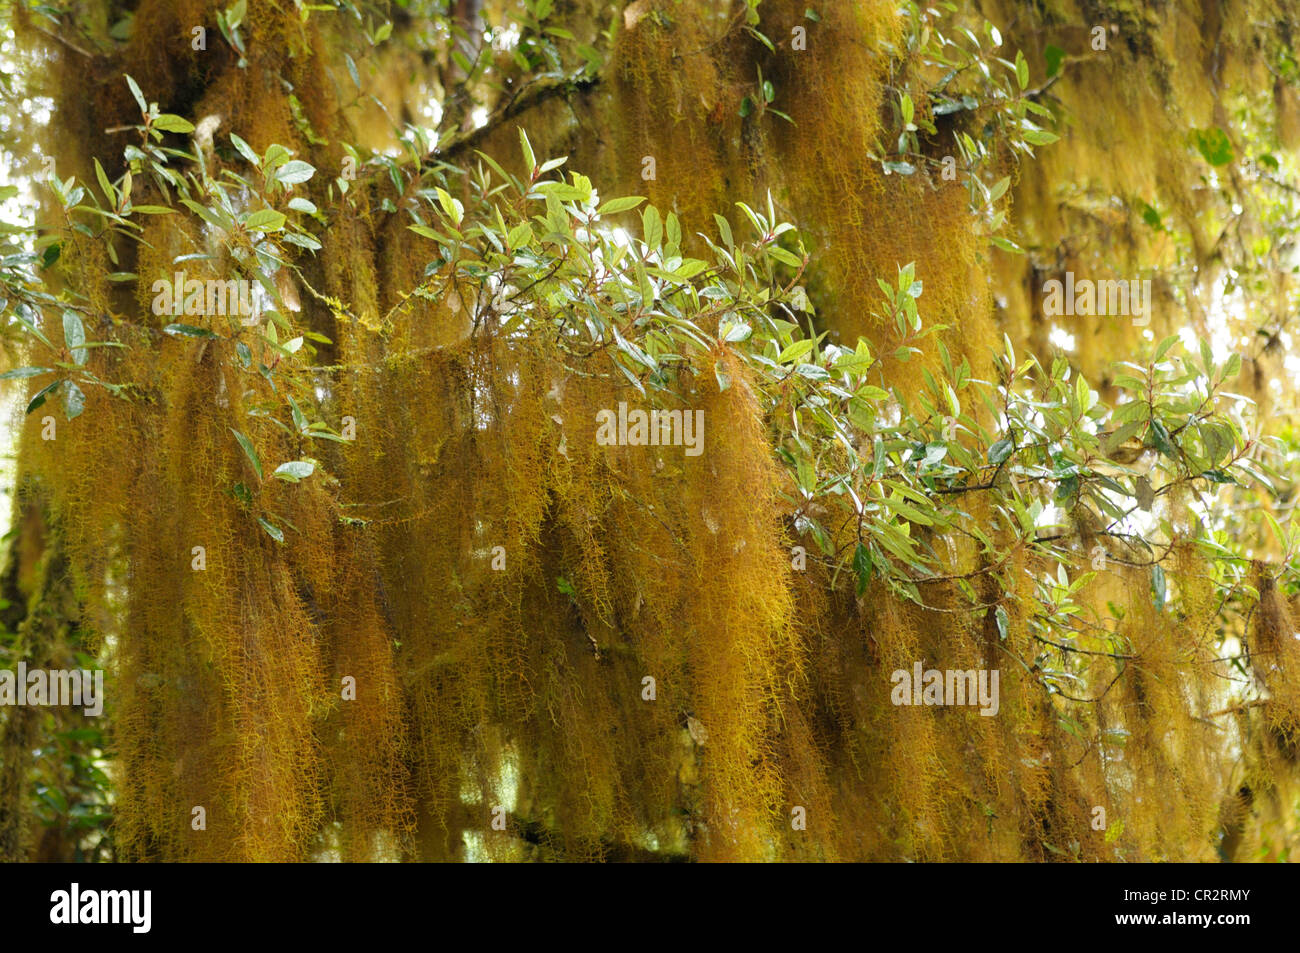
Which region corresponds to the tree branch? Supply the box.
[435,74,601,162]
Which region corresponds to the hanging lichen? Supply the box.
[0,0,1297,864]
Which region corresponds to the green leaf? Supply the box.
[597,195,646,215]
[1151,563,1166,610]
[835,350,874,375]
[1201,469,1237,485]
[1264,511,1288,550]
[714,214,734,248]
[674,259,708,280]
[519,129,536,171]
[282,231,321,251]
[988,437,1014,464]
[93,158,116,206]
[244,209,286,232]
[884,495,933,526]
[273,460,316,482]
[899,93,914,128]
[794,454,816,494]
[1222,351,1242,380]
[287,397,308,434]
[1102,419,1146,456]
[853,542,872,596]
[0,366,53,380]
[14,309,53,349]
[180,199,231,231]
[26,379,61,415]
[535,181,585,202]
[723,320,751,342]
[152,114,195,134]
[264,145,291,172]
[1058,716,1083,739]
[768,246,804,269]
[642,206,663,248]
[994,605,1009,640]
[62,310,87,365]
[1149,419,1176,458]
[257,517,284,543]
[275,160,316,185]
[1193,127,1234,166]
[434,186,463,225]
[1044,44,1065,78]
[62,380,85,419]
[1134,475,1155,511]
[778,338,815,364]
[230,133,260,166]
[124,74,148,115]
[506,222,532,248]
[230,428,263,481]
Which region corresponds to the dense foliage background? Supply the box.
[1,0,1299,861]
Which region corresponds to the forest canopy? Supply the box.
[0,0,1299,862]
